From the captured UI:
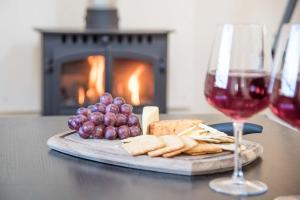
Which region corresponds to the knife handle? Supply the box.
[209,122,263,136]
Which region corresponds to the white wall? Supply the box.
[0,0,299,114]
[0,0,86,114]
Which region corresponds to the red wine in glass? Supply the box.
[205,70,270,120]
[270,75,300,129]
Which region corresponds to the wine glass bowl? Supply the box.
[269,24,300,131]
[205,24,270,196]
[205,70,270,120]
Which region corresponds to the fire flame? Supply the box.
[78,87,85,105]
[128,67,142,105]
[86,56,105,102]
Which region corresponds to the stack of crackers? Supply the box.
[122,122,235,158]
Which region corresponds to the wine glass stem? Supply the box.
[232,121,245,184]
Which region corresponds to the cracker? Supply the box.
[163,136,198,158]
[177,125,197,136]
[216,143,246,151]
[121,135,156,143]
[192,137,222,143]
[216,136,234,143]
[185,143,223,155]
[148,135,184,157]
[183,130,207,138]
[122,135,165,156]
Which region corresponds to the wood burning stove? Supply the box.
[37,29,169,115]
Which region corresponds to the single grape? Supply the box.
[115,113,127,126]
[70,119,81,131]
[78,126,91,139]
[120,104,133,116]
[67,116,76,130]
[88,112,104,126]
[104,126,117,140]
[106,104,119,114]
[88,104,99,113]
[127,114,139,126]
[74,114,88,126]
[100,92,113,105]
[95,103,106,114]
[82,121,95,135]
[117,125,130,139]
[104,112,117,126]
[113,97,125,107]
[93,125,105,139]
[76,107,90,116]
[129,126,141,137]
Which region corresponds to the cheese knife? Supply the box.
[209,122,263,136]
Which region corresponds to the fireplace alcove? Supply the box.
[37,29,169,115]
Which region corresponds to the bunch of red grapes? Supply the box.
[67,93,141,140]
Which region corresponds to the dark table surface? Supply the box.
[0,114,299,200]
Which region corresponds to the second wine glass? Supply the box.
[269,24,300,131]
[204,24,270,196]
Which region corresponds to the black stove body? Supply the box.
[37,28,168,115]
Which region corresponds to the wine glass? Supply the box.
[269,24,300,131]
[204,24,270,195]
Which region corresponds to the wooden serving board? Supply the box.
[47,131,263,176]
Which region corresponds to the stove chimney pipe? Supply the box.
[86,0,119,29]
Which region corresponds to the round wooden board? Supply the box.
[47,131,263,176]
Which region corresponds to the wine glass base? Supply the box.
[209,177,268,196]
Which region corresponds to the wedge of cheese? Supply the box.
[142,106,159,135]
